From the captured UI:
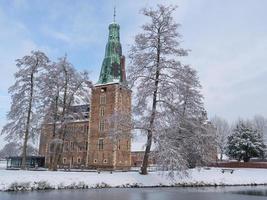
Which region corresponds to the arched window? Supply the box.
[99,119,105,132]
[100,106,105,117]
[98,139,104,150]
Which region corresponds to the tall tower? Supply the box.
[86,20,131,169]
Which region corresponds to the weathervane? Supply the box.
[113,6,116,22]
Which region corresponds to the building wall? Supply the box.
[131,151,155,167]
[87,83,131,169]
[39,120,89,168]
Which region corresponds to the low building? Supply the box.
[6,156,45,169]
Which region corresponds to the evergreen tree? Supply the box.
[226,122,265,162]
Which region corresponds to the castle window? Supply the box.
[85,141,88,151]
[70,141,75,152]
[49,143,54,153]
[100,106,105,117]
[79,143,83,152]
[94,159,97,163]
[77,157,81,164]
[99,119,105,132]
[86,125,89,134]
[45,144,48,153]
[98,139,104,150]
[63,158,67,164]
[127,140,130,151]
[64,142,69,152]
[100,94,106,104]
[118,140,121,150]
[103,159,107,163]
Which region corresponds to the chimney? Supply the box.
[121,55,126,82]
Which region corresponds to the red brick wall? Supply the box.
[209,162,267,168]
[87,83,132,169]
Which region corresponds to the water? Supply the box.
[1,186,267,200]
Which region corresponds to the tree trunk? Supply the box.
[141,130,153,174]
[220,147,223,161]
[243,157,250,162]
[48,94,59,170]
[21,72,34,170]
[50,66,68,171]
[140,34,161,175]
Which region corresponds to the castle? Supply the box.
[39,20,133,170]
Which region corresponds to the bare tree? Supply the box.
[211,116,230,161]
[128,4,191,175]
[0,142,19,158]
[252,115,267,142]
[0,142,38,159]
[153,65,214,172]
[42,55,91,171]
[1,51,49,169]
[107,112,133,143]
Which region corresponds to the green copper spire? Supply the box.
[97,21,126,84]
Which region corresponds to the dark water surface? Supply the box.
[1,186,267,200]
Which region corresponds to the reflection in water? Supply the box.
[0,187,267,200]
[233,189,267,197]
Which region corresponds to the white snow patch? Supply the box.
[0,168,267,191]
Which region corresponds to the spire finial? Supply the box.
[113,6,116,22]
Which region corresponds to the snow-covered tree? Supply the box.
[128,4,186,174]
[1,51,49,169]
[41,55,91,171]
[128,4,211,175]
[251,115,267,143]
[0,142,19,158]
[0,142,38,159]
[19,144,39,156]
[211,116,230,161]
[226,121,265,162]
[107,112,132,143]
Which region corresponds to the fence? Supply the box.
[209,161,267,169]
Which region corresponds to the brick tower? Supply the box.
[86,21,131,169]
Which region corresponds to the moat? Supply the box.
[1,186,267,200]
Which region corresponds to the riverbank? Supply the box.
[0,168,267,191]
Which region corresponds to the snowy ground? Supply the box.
[0,160,6,169]
[0,167,267,191]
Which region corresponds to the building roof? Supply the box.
[97,22,126,84]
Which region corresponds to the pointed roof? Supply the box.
[97,21,126,85]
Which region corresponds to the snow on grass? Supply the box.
[0,168,267,191]
[0,160,6,169]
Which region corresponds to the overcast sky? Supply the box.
[0,0,267,149]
